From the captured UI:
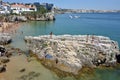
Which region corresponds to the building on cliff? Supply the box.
[0,2,11,14]
[34,2,54,11]
[40,3,54,11]
[11,3,37,14]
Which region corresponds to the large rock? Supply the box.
[25,35,120,75]
[35,13,55,21]
[0,57,9,63]
[0,33,12,45]
[0,65,6,73]
[8,15,27,22]
[46,13,55,21]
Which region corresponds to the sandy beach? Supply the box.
[0,22,20,34]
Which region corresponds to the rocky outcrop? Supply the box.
[25,35,120,75]
[46,13,55,21]
[0,33,12,45]
[27,13,55,21]
[8,15,27,22]
[0,57,9,63]
[0,46,6,56]
[0,65,6,73]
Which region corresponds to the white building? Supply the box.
[0,2,11,14]
[11,3,37,14]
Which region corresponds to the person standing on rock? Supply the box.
[50,32,53,39]
[91,35,94,44]
[86,34,89,43]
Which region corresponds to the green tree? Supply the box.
[38,6,48,14]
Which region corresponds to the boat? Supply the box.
[74,15,80,18]
[69,15,73,19]
[69,15,80,19]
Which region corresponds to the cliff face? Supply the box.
[27,13,55,21]
[2,13,55,22]
[25,35,120,75]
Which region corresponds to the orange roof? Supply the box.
[11,4,36,9]
[11,4,26,8]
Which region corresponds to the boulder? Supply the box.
[0,57,10,63]
[19,68,26,72]
[0,65,6,73]
[0,46,6,56]
[46,13,55,21]
[0,33,12,45]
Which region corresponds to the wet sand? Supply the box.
[0,54,58,80]
[0,22,20,34]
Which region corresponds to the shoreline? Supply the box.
[0,18,120,79]
[0,35,120,79]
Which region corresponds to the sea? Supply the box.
[10,13,120,80]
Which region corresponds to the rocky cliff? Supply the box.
[27,12,55,21]
[6,15,27,22]
[25,35,120,75]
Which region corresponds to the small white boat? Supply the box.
[74,15,80,18]
[69,15,73,19]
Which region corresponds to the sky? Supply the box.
[3,0,120,10]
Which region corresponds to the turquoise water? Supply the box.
[11,13,120,80]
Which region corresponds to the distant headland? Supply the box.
[54,8,120,14]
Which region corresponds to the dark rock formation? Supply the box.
[0,57,10,63]
[116,54,120,63]
[0,65,6,73]
[19,68,26,72]
[0,46,6,54]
